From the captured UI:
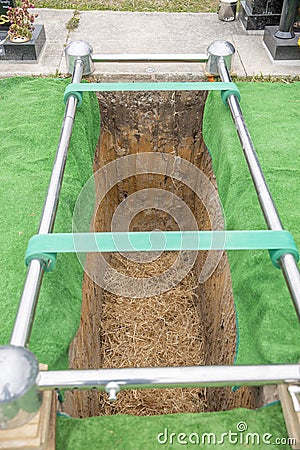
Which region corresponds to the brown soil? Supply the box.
[65,86,258,418]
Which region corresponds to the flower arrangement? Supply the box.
[7,0,38,42]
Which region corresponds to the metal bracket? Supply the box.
[288,385,300,412]
[105,382,120,402]
[64,40,94,75]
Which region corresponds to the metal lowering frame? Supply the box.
[0,40,299,430]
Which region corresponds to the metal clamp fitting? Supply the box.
[65,41,94,76]
[105,382,121,402]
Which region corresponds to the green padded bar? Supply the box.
[63,82,241,107]
[25,230,299,272]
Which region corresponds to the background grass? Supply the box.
[34,0,219,13]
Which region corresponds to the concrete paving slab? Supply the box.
[0,9,71,77]
[63,11,246,77]
[231,23,300,76]
[0,9,300,78]
[63,10,300,77]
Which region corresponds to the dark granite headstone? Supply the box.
[239,0,284,30]
[263,25,300,59]
[263,0,300,60]
[0,0,15,31]
[0,24,46,60]
[246,0,283,14]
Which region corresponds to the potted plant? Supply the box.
[7,0,38,43]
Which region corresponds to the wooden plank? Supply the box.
[45,392,57,450]
[0,364,57,450]
[278,384,300,450]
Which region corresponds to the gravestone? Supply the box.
[0,24,46,60]
[0,0,46,61]
[0,0,15,31]
[263,0,300,60]
[239,0,284,29]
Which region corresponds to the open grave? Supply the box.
[0,42,299,449]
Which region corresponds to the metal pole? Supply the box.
[275,0,298,39]
[38,364,300,391]
[92,53,208,63]
[217,58,300,320]
[10,59,84,347]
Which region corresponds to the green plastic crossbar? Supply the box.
[63,82,241,108]
[25,230,299,272]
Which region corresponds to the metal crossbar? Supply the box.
[91,53,208,63]
[38,365,300,397]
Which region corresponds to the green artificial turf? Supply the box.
[203,82,300,365]
[0,79,297,448]
[0,77,100,369]
[57,403,291,449]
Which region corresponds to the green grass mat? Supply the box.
[0,79,296,448]
[57,403,291,449]
[203,82,300,365]
[0,77,100,369]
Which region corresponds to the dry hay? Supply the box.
[98,252,207,416]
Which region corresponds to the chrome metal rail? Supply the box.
[92,53,208,63]
[217,57,300,320]
[10,59,84,347]
[38,364,300,392]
